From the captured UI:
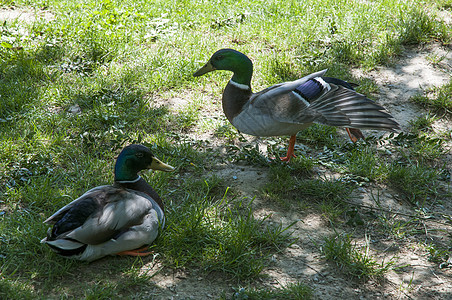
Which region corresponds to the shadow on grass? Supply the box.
[0,52,44,118]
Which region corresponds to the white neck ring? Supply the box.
[229,80,250,90]
[116,175,141,184]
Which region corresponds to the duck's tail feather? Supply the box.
[309,85,400,131]
[41,237,87,257]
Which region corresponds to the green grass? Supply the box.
[263,161,354,222]
[387,163,442,206]
[158,177,295,280]
[345,146,385,181]
[1,0,451,298]
[425,243,451,267]
[411,78,452,111]
[321,233,395,280]
[408,114,438,134]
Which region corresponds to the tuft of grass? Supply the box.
[408,114,438,134]
[226,143,270,166]
[375,213,422,239]
[285,155,316,176]
[83,281,119,300]
[215,123,241,141]
[171,99,204,132]
[158,177,294,280]
[345,146,385,181]
[296,124,339,149]
[410,79,452,111]
[296,179,352,205]
[79,270,157,300]
[425,243,451,267]
[438,0,452,10]
[390,132,447,161]
[321,233,395,280]
[262,52,302,85]
[0,275,37,300]
[264,162,353,219]
[387,163,441,206]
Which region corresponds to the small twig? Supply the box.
[342,200,452,227]
[421,280,451,288]
[300,259,326,278]
[382,242,399,253]
[429,268,446,284]
[305,234,328,278]
[403,264,437,268]
[422,222,429,239]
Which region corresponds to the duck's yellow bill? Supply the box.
[150,157,175,172]
[193,61,215,77]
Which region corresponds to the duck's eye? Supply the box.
[215,55,223,60]
[136,152,144,158]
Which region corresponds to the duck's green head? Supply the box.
[193,48,253,86]
[114,144,174,182]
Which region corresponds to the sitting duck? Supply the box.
[194,48,400,161]
[41,144,174,262]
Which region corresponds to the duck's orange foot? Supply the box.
[269,153,296,162]
[116,246,153,257]
[346,128,365,143]
[279,153,296,162]
[277,135,297,162]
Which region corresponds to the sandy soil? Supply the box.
[0,6,54,23]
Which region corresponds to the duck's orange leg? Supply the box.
[280,135,297,162]
[346,128,365,143]
[116,246,153,257]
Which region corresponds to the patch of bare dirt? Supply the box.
[0,7,54,23]
[354,43,452,132]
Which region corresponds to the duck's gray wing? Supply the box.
[44,186,155,245]
[247,70,328,124]
[250,72,399,131]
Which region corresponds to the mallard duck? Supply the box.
[194,48,400,161]
[41,144,174,262]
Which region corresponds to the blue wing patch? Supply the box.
[294,79,324,101]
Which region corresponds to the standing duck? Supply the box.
[41,144,174,262]
[194,49,400,161]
